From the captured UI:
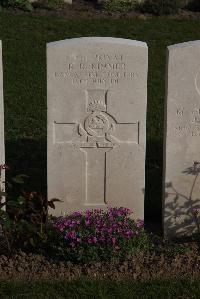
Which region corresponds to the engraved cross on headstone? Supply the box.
[54,89,139,206]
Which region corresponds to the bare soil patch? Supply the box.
[0,242,199,281]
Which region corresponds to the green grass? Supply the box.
[0,277,200,298]
[1,13,200,219]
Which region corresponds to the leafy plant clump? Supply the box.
[103,0,144,13]
[0,168,60,254]
[0,0,34,11]
[140,0,181,15]
[32,0,65,11]
[0,0,65,11]
[50,207,152,263]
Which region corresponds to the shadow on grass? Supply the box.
[5,138,47,196]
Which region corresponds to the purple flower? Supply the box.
[85,219,91,226]
[112,237,117,244]
[87,238,93,244]
[72,211,82,217]
[108,228,113,234]
[93,237,97,243]
[85,209,92,216]
[125,230,133,238]
[136,219,144,229]
[51,207,144,254]
[65,230,77,239]
[94,209,103,214]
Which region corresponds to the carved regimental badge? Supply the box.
[74,91,118,149]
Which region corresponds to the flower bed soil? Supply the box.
[3,2,200,20]
[0,244,199,281]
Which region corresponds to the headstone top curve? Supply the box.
[47,37,147,48]
[168,40,200,51]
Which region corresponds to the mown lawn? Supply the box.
[0,277,200,298]
[1,13,200,220]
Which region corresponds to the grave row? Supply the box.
[1,38,200,238]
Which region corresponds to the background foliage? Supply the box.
[140,0,181,15]
[0,0,197,14]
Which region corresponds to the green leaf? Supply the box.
[23,2,33,11]
[17,196,25,203]
[0,191,6,197]
[29,238,36,247]
[48,198,63,209]
[12,174,29,184]
[49,198,63,203]
[6,182,13,189]
[6,200,21,207]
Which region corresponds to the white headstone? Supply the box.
[163,41,200,238]
[47,37,147,218]
[0,41,5,195]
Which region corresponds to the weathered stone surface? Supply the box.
[47,37,147,217]
[163,41,200,238]
[0,42,5,195]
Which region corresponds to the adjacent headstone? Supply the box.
[163,41,200,238]
[0,41,5,195]
[47,37,147,217]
